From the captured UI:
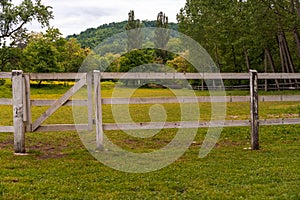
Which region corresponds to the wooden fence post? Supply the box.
[250,70,259,150]
[23,74,32,132]
[12,70,25,153]
[93,70,104,151]
[87,73,93,131]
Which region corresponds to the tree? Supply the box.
[154,11,171,64]
[80,51,119,73]
[155,11,170,49]
[60,38,90,72]
[22,30,62,73]
[167,55,193,73]
[0,45,22,71]
[117,49,154,72]
[0,0,53,46]
[125,10,142,50]
[22,28,89,73]
[177,0,300,76]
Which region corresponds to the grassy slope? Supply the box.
[0,81,299,199]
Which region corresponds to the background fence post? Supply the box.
[12,70,26,153]
[93,70,104,151]
[250,70,259,150]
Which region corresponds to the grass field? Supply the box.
[0,81,299,199]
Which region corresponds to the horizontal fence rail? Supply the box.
[0,72,12,78]
[100,72,300,80]
[102,118,300,131]
[0,126,14,133]
[29,73,86,80]
[26,117,300,132]
[34,124,89,132]
[0,73,13,133]
[102,95,300,104]
[0,98,12,105]
[2,72,300,80]
[23,72,300,80]
[5,95,297,107]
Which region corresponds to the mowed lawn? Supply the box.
[0,81,299,199]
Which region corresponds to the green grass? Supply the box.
[0,82,299,199]
[0,126,299,199]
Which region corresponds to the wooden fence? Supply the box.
[0,71,300,153]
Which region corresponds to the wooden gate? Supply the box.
[9,70,94,153]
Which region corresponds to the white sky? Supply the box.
[22,0,186,36]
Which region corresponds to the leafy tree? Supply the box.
[0,0,53,46]
[22,28,89,73]
[60,38,90,72]
[22,30,62,73]
[0,45,22,71]
[80,51,121,73]
[0,0,52,74]
[167,55,192,73]
[117,49,154,72]
[167,38,184,53]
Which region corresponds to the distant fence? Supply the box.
[0,71,300,153]
[194,82,300,91]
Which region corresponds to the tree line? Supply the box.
[177,0,300,75]
[0,1,183,77]
[1,0,299,87]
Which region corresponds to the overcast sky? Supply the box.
[24,0,186,36]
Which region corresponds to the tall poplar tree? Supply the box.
[154,11,170,64]
[125,10,142,50]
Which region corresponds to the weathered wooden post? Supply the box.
[23,74,32,132]
[87,73,93,131]
[250,70,259,150]
[93,70,104,151]
[12,70,25,153]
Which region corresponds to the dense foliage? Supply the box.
[0,0,53,46]
[22,28,89,73]
[177,0,300,74]
[0,0,53,73]
[0,17,179,75]
[0,28,89,73]
[2,0,300,82]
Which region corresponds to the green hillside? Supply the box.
[67,20,178,49]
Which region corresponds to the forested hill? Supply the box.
[67,20,178,49]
